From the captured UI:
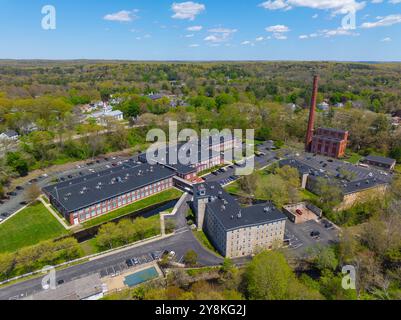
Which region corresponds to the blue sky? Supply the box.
[0,0,400,61]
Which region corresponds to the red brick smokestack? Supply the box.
[305,75,319,152]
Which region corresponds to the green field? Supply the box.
[0,202,69,254]
[82,188,183,228]
[346,153,363,164]
[193,230,222,257]
[300,189,319,202]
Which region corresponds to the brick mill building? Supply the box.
[43,162,176,225]
[44,135,238,225]
[193,182,287,258]
[305,75,349,158]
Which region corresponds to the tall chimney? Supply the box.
[305,75,319,152]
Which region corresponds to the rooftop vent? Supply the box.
[264,207,271,213]
[237,211,242,219]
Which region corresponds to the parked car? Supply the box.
[19,201,28,206]
[296,209,303,216]
[310,231,320,238]
[57,279,65,285]
[7,191,17,197]
[126,259,133,267]
[16,186,24,191]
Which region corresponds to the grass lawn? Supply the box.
[193,230,222,257]
[300,189,319,202]
[0,202,69,254]
[346,153,363,164]
[79,238,99,256]
[395,164,401,174]
[224,183,243,197]
[82,188,183,228]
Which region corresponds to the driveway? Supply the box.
[285,219,339,258]
[0,191,222,300]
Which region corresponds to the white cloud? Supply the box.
[204,28,238,43]
[208,27,238,33]
[104,10,138,22]
[185,34,195,37]
[299,34,309,39]
[371,0,383,3]
[259,0,289,9]
[241,40,252,45]
[312,13,319,18]
[389,0,401,4]
[273,33,288,39]
[255,36,265,41]
[259,0,366,15]
[171,2,205,20]
[265,24,290,32]
[187,25,203,31]
[361,14,401,28]
[189,43,200,47]
[320,27,360,37]
[381,37,392,41]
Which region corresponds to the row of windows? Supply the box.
[72,179,173,223]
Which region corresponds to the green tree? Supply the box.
[313,246,339,271]
[245,251,294,300]
[183,250,198,267]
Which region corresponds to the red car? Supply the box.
[296,209,303,216]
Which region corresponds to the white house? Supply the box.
[89,107,124,125]
[0,130,19,141]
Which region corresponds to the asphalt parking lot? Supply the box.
[285,219,339,257]
[99,252,163,278]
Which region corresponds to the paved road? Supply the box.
[0,193,222,300]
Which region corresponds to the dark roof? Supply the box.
[313,134,343,143]
[340,177,388,195]
[148,94,164,100]
[318,127,348,134]
[280,155,391,195]
[2,130,18,138]
[139,135,235,174]
[363,155,396,166]
[194,182,287,231]
[43,163,176,212]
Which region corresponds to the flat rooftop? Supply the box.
[194,182,287,231]
[363,155,396,166]
[43,162,176,213]
[280,154,392,194]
